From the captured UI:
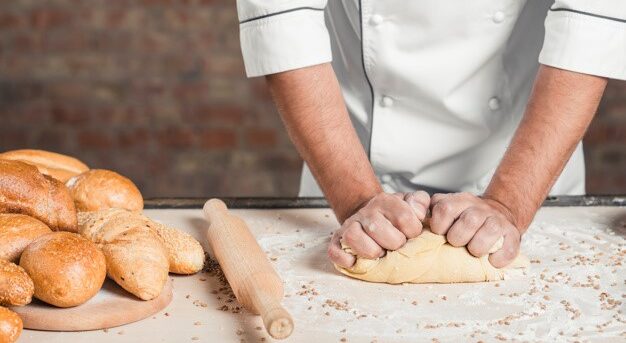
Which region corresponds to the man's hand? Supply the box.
[328,191,430,268]
[429,192,520,268]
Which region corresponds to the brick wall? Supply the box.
[0,1,624,197]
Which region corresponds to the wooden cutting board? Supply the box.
[10,278,173,331]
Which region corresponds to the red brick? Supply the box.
[51,105,89,125]
[0,129,30,150]
[6,32,41,53]
[198,129,237,149]
[157,127,196,149]
[78,131,114,150]
[186,105,244,125]
[245,128,277,148]
[33,128,73,152]
[584,124,626,145]
[118,128,151,149]
[0,12,25,30]
[30,8,75,30]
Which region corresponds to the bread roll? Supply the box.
[0,149,88,183]
[0,160,77,232]
[0,259,34,307]
[78,209,168,300]
[0,306,22,343]
[19,232,106,307]
[144,220,204,274]
[67,169,143,212]
[0,214,52,263]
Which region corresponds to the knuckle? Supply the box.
[434,202,452,216]
[342,228,360,245]
[461,211,482,226]
[396,211,415,228]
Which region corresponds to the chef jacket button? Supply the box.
[488,97,501,111]
[370,14,383,26]
[493,11,505,23]
[381,95,394,107]
[381,174,392,183]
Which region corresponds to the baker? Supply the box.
[236,1,625,270]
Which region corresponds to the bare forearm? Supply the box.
[485,65,607,231]
[266,63,381,222]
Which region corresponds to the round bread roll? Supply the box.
[66,169,143,212]
[0,214,52,263]
[19,232,106,308]
[0,306,22,343]
[0,259,34,307]
[0,149,88,183]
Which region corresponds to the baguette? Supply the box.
[0,306,22,343]
[144,220,204,274]
[0,160,77,232]
[78,209,169,300]
[0,259,34,307]
[0,214,52,263]
[19,232,106,308]
[0,149,88,183]
[67,169,143,212]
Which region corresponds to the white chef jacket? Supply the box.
[237,1,626,197]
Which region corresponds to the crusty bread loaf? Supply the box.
[67,169,143,212]
[0,214,52,263]
[0,259,34,307]
[19,232,106,308]
[0,306,22,343]
[78,209,168,300]
[0,160,77,232]
[144,220,204,274]
[0,149,88,183]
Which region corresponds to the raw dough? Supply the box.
[335,230,528,284]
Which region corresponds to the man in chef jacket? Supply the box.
[237,1,625,268]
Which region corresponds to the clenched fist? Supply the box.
[328,191,430,268]
[429,192,521,268]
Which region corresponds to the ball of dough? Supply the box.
[0,306,22,343]
[0,214,52,263]
[19,232,106,307]
[0,259,34,307]
[66,169,143,212]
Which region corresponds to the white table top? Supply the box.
[19,206,626,343]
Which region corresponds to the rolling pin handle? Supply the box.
[203,198,228,223]
[250,289,294,340]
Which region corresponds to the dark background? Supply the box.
[1,1,624,197]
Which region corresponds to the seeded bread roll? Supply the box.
[0,259,34,307]
[78,209,168,300]
[0,149,88,183]
[0,214,52,263]
[144,220,205,274]
[0,160,77,232]
[19,232,106,308]
[67,169,143,212]
[0,306,22,343]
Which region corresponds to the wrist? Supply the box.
[334,187,382,224]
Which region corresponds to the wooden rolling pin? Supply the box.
[203,199,294,340]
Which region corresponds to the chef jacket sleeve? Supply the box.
[539,0,626,80]
[237,1,331,77]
